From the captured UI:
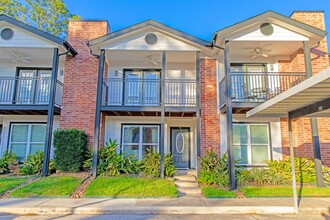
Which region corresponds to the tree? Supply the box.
[0,0,80,38]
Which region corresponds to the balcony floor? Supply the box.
[0,104,61,115]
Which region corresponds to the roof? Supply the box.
[213,10,327,43]
[246,67,330,118]
[0,14,77,56]
[88,19,209,47]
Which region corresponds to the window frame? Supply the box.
[121,124,160,160]
[233,122,272,166]
[8,122,47,160]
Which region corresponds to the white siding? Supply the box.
[104,116,197,168]
[228,24,308,42]
[103,30,200,51]
[0,115,60,158]
[0,21,58,48]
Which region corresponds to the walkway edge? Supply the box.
[0,206,297,215]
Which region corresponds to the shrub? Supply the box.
[0,151,17,174]
[139,149,177,178]
[19,151,44,175]
[53,128,88,172]
[198,150,240,187]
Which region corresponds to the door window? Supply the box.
[171,128,190,169]
[9,123,46,161]
[233,124,270,165]
[122,125,159,160]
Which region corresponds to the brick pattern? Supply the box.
[200,59,220,156]
[61,21,109,145]
[279,12,330,166]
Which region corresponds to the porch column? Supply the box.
[196,51,201,176]
[224,41,236,190]
[42,48,59,177]
[288,117,299,213]
[92,49,105,178]
[160,51,166,179]
[303,41,324,187]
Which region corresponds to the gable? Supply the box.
[0,21,59,48]
[100,28,201,51]
[227,24,309,41]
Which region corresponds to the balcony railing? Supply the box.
[219,72,307,107]
[0,76,63,106]
[102,78,196,107]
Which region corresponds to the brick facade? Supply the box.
[279,12,330,166]
[200,59,220,156]
[61,20,110,145]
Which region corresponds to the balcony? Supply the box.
[101,78,197,116]
[219,72,307,113]
[0,76,63,114]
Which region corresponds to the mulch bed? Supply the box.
[69,174,93,198]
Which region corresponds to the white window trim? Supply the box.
[121,125,160,160]
[8,123,46,160]
[234,123,271,166]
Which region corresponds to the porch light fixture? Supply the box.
[0,28,14,40]
[145,33,158,45]
[260,23,274,36]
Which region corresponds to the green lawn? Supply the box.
[10,176,82,198]
[85,176,178,198]
[0,177,29,194]
[201,187,236,198]
[240,186,330,198]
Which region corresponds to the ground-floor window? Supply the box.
[121,125,159,160]
[9,123,47,161]
[233,123,271,165]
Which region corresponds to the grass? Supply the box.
[84,176,178,198]
[201,187,236,198]
[240,185,330,198]
[10,176,82,198]
[0,177,29,194]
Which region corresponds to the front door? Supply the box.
[171,127,190,169]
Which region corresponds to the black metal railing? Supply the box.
[219,72,307,105]
[102,78,196,107]
[0,76,63,106]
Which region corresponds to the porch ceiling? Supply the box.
[246,67,330,118]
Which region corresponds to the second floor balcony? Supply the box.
[102,78,197,111]
[219,72,307,112]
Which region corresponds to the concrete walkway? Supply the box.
[174,170,202,198]
[0,197,329,215]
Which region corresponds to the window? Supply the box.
[121,125,159,160]
[0,124,2,146]
[9,123,47,161]
[233,123,270,165]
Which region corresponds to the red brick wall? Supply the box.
[200,59,220,156]
[61,20,109,145]
[280,12,330,166]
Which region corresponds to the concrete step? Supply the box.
[177,187,202,195]
[174,175,196,181]
[175,180,199,188]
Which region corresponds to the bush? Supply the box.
[53,128,88,172]
[18,151,56,175]
[139,149,177,178]
[198,150,241,188]
[84,139,139,176]
[0,151,17,174]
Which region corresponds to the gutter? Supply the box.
[63,41,78,57]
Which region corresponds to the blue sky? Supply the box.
[65,0,330,49]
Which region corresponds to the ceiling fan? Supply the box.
[143,55,160,66]
[250,47,271,59]
[11,52,31,63]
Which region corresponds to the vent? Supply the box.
[260,23,274,36]
[1,28,14,40]
[145,33,158,45]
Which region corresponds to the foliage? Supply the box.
[0,0,80,38]
[53,128,88,173]
[237,157,330,186]
[139,149,177,178]
[84,176,178,198]
[19,151,43,175]
[0,151,17,174]
[10,176,82,198]
[198,150,241,188]
[84,139,139,176]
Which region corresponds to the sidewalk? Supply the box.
[0,197,329,215]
